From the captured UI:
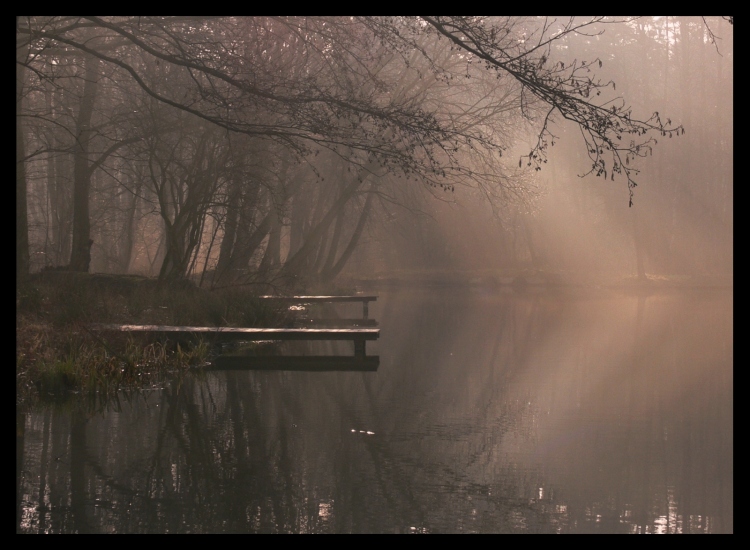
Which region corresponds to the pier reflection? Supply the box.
[212,355,380,371]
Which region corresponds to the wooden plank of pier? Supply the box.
[88,324,379,358]
[293,318,378,328]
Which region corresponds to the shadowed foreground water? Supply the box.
[17,286,733,533]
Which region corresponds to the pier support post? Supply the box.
[354,338,366,360]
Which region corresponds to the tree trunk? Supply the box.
[321,209,345,274]
[280,162,377,279]
[280,179,361,279]
[158,200,206,285]
[17,92,29,282]
[228,210,273,278]
[16,21,29,283]
[321,184,376,282]
[69,54,99,272]
[153,133,220,285]
[148,228,167,277]
[288,191,307,260]
[158,221,187,283]
[214,178,242,282]
[311,219,332,275]
[53,134,72,266]
[214,179,267,285]
[258,204,282,275]
[118,178,142,273]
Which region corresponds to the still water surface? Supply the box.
[17,286,733,533]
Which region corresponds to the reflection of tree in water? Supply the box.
[11,292,619,533]
[383,291,565,532]
[332,290,732,533]
[293,290,568,532]
[16,291,732,533]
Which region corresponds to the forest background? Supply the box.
[16,17,733,291]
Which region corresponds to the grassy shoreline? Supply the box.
[16,272,296,410]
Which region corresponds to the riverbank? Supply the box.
[16,272,299,410]
[340,268,733,293]
[341,268,734,290]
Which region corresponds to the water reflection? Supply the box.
[17,288,732,533]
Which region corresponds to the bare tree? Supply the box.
[17,16,710,285]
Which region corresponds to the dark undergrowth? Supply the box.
[16,272,297,411]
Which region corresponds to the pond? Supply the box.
[16,286,733,533]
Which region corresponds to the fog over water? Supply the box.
[17,288,732,533]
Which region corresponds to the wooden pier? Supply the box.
[88,324,380,360]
